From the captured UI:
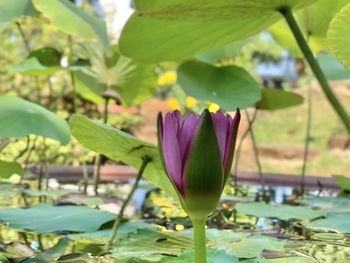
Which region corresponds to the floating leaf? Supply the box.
[21,189,73,199]
[0,96,70,144]
[301,196,350,213]
[70,115,176,197]
[235,203,325,221]
[327,3,350,71]
[256,88,304,110]
[32,0,108,47]
[75,43,157,106]
[0,204,115,233]
[23,239,71,263]
[0,0,35,32]
[0,160,24,178]
[305,212,350,233]
[164,249,239,263]
[120,0,314,63]
[177,61,261,110]
[260,257,316,263]
[10,47,63,75]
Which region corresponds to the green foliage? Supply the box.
[0,96,70,144]
[256,88,304,110]
[74,43,157,107]
[0,0,35,32]
[70,115,176,197]
[328,2,350,71]
[317,53,350,80]
[120,0,314,63]
[0,204,115,233]
[0,160,24,178]
[10,47,63,75]
[333,175,350,191]
[306,212,350,233]
[235,202,326,221]
[32,0,108,47]
[177,61,261,110]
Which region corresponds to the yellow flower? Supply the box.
[175,224,185,231]
[208,102,220,113]
[185,96,198,109]
[167,97,181,110]
[158,71,177,86]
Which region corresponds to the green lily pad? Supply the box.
[333,175,350,191]
[235,202,325,221]
[70,115,176,197]
[10,47,63,75]
[327,3,350,71]
[256,88,304,110]
[317,53,350,80]
[178,61,261,110]
[260,257,316,263]
[0,160,24,178]
[21,189,73,199]
[0,96,70,144]
[0,204,115,233]
[32,0,108,47]
[164,249,239,263]
[120,0,314,63]
[0,0,35,32]
[300,196,350,213]
[305,212,350,233]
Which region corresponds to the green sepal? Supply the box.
[183,110,223,220]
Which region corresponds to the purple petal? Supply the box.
[163,113,183,192]
[172,110,182,140]
[179,113,200,163]
[211,110,229,162]
[223,110,240,172]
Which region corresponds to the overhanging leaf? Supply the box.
[0,160,24,178]
[0,0,35,32]
[119,0,314,63]
[332,175,350,191]
[256,88,304,110]
[177,61,261,110]
[0,96,70,144]
[32,0,108,47]
[10,47,63,75]
[317,53,350,80]
[235,202,325,221]
[327,3,350,71]
[0,204,115,233]
[70,115,176,197]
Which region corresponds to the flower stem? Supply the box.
[192,218,207,263]
[105,156,151,249]
[280,7,350,133]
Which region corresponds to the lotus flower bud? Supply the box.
[157,109,240,220]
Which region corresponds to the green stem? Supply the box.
[280,7,350,133]
[192,218,207,263]
[106,156,151,249]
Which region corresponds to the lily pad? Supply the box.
[177,61,261,110]
[305,212,350,233]
[120,0,314,63]
[327,3,350,71]
[32,0,108,47]
[333,175,350,191]
[0,160,24,178]
[317,53,350,80]
[0,204,115,233]
[70,115,176,197]
[0,96,70,144]
[0,0,35,32]
[256,88,304,110]
[235,203,325,221]
[164,249,239,263]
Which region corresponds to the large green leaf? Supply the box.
[327,3,350,71]
[32,0,108,47]
[0,0,35,32]
[0,96,70,144]
[235,202,325,221]
[317,53,350,80]
[75,43,157,107]
[0,160,24,178]
[332,175,350,191]
[119,0,314,63]
[177,61,261,110]
[296,0,350,54]
[256,88,304,110]
[305,212,350,233]
[165,249,239,263]
[0,204,115,233]
[70,115,176,197]
[10,47,63,75]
